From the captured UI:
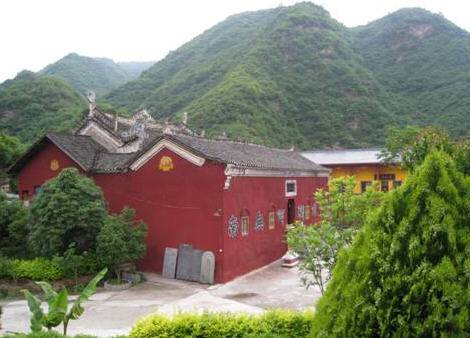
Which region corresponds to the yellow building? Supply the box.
[302,149,406,193]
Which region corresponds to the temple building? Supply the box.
[10,103,329,283]
[302,148,406,194]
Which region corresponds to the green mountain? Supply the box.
[41,53,153,97]
[349,8,470,138]
[105,3,470,148]
[0,71,86,143]
[105,3,395,148]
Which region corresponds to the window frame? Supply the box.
[268,210,276,230]
[241,215,249,236]
[285,180,297,197]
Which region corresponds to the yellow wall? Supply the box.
[329,164,407,194]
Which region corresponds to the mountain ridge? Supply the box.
[104,2,470,148]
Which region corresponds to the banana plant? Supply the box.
[23,268,107,335]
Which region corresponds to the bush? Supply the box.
[14,257,62,281]
[131,310,314,338]
[311,151,470,337]
[1,333,98,338]
[0,256,14,279]
[29,168,107,257]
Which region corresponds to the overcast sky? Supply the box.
[1,0,469,82]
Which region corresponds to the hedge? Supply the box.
[131,310,314,338]
[0,254,102,281]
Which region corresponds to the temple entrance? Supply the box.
[287,199,295,224]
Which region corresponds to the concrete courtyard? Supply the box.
[0,260,321,337]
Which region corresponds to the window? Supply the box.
[312,203,318,218]
[241,216,249,236]
[393,180,402,188]
[305,203,311,220]
[360,181,372,193]
[381,180,389,192]
[285,180,297,197]
[268,211,276,229]
[33,185,42,196]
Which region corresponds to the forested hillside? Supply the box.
[41,53,153,97]
[105,2,470,148]
[0,71,86,143]
[1,3,469,148]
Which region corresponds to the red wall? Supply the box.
[17,142,328,283]
[93,148,227,281]
[221,175,327,282]
[18,142,84,199]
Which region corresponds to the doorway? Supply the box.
[287,199,295,224]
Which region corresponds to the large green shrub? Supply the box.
[132,310,314,338]
[311,151,470,337]
[29,168,107,257]
[0,191,29,257]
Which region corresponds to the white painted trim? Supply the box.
[285,179,297,197]
[130,139,205,170]
[224,164,329,178]
[79,122,123,149]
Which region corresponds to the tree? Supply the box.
[29,168,107,257]
[0,191,29,257]
[286,177,382,294]
[311,151,470,337]
[96,207,147,282]
[23,268,107,335]
[0,132,22,170]
[381,126,455,172]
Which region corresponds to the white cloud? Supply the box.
[0,0,468,82]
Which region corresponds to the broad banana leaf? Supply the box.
[36,281,57,306]
[67,268,107,320]
[23,290,44,332]
[43,287,68,329]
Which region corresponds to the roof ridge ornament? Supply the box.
[87,91,96,117]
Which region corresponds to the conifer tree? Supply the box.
[311,151,470,337]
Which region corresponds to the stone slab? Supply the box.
[176,244,203,282]
[200,251,215,284]
[162,247,178,279]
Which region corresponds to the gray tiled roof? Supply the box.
[11,130,328,174]
[167,134,327,172]
[46,133,107,170]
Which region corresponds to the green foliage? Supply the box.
[350,8,470,138]
[286,177,382,293]
[40,53,153,98]
[0,71,86,143]
[0,191,29,257]
[1,333,98,338]
[96,207,147,281]
[23,268,107,335]
[311,151,470,337]
[287,222,352,295]
[132,310,314,338]
[14,258,62,281]
[0,132,23,170]
[382,126,455,172]
[0,256,14,279]
[29,168,107,257]
[105,3,470,148]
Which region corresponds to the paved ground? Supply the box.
[0,260,321,337]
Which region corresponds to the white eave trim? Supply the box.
[79,122,123,149]
[224,164,330,177]
[130,139,205,171]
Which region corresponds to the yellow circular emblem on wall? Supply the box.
[50,159,59,171]
[159,156,174,172]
